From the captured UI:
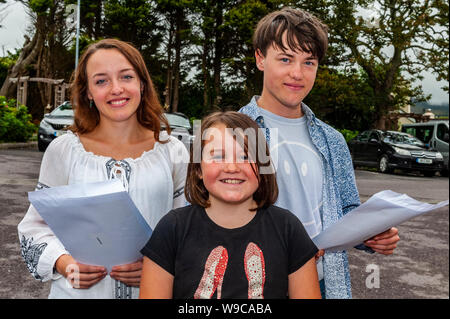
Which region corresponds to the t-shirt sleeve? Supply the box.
[140,211,178,276]
[286,213,319,274]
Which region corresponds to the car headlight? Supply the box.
[393,147,410,156]
[436,152,443,159]
[39,119,52,130]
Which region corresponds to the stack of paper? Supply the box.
[28,179,152,272]
[312,190,448,252]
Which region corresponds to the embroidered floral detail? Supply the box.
[115,280,132,299]
[20,235,47,280]
[106,159,131,181]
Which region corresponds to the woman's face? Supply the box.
[86,48,143,124]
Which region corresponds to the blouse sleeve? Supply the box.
[168,138,189,209]
[17,136,72,282]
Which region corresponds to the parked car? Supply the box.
[401,121,449,176]
[38,101,73,152]
[163,112,194,150]
[348,129,445,177]
[38,101,194,152]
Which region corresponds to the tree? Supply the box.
[154,0,192,113]
[305,66,376,131]
[328,0,449,129]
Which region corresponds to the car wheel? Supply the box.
[422,171,435,177]
[440,169,449,177]
[378,155,391,173]
[38,139,47,152]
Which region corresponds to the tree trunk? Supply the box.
[212,2,223,111]
[0,25,44,98]
[201,37,210,111]
[172,8,183,113]
[164,17,174,111]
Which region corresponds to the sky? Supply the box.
[0,0,448,105]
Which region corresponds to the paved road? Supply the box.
[349,170,449,299]
[0,147,448,299]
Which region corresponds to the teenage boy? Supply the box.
[239,7,400,299]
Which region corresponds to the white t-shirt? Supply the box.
[18,130,189,298]
[259,107,324,280]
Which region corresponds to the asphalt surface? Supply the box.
[0,146,448,299]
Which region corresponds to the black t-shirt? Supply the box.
[140,204,318,299]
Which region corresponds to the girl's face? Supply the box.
[200,123,260,208]
[86,48,143,124]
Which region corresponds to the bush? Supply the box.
[338,129,359,143]
[0,96,37,143]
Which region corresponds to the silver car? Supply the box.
[163,112,194,150]
[38,101,73,151]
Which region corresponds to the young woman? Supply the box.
[139,111,321,299]
[18,39,189,299]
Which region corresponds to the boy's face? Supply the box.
[256,32,319,116]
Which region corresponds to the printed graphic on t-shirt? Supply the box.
[194,243,266,299]
[194,246,228,299]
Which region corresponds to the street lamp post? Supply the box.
[75,0,80,70]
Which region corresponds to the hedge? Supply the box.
[0,96,37,143]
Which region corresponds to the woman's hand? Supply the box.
[55,254,107,289]
[110,259,143,287]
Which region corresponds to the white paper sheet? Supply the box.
[312,190,449,252]
[28,179,152,272]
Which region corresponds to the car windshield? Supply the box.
[51,103,73,117]
[164,113,191,129]
[382,132,426,147]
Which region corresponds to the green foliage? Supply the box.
[0,49,20,88]
[337,129,359,143]
[0,96,37,143]
[305,66,375,131]
[29,0,53,14]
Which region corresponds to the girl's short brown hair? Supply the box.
[69,38,169,141]
[253,7,328,61]
[185,111,278,211]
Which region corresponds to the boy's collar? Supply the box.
[248,95,317,123]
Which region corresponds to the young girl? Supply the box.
[139,111,320,299]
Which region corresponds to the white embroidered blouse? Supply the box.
[18,130,189,299]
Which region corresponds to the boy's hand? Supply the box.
[315,249,324,261]
[364,227,400,255]
[55,254,107,289]
[110,259,143,287]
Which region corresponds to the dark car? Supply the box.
[348,130,445,177]
[38,102,193,152]
[38,101,74,151]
